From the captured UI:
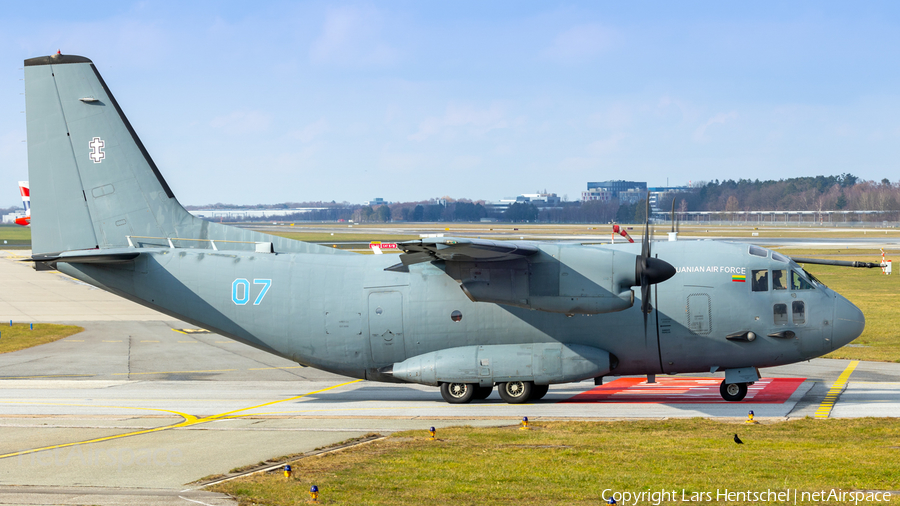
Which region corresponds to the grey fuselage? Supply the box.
[58,239,863,382]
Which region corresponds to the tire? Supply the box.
[719,380,748,402]
[497,381,533,404]
[440,382,475,404]
[472,385,493,400]
[530,384,550,400]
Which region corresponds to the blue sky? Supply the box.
[2,1,900,206]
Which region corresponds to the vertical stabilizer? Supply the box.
[25,53,336,257]
[26,53,182,255]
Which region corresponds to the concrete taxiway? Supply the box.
[1,251,899,505]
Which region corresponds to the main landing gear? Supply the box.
[439,381,549,404]
[719,380,749,401]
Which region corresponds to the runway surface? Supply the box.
[1,251,899,505]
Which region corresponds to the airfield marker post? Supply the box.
[310,485,319,502]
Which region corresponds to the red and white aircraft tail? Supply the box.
[14,181,30,227]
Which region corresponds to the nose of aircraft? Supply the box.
[832,295,865,350]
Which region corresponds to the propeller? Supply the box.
[634,193,676,333]
[671,197,677,233]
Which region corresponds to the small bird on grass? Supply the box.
[733,433,744,444]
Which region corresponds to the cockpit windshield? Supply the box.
[800,268,827,288]
[791,269,814,290]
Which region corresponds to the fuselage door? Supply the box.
[368,291,406,365]
[686,293,712,336]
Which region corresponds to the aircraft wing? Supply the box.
[387,237,539,271]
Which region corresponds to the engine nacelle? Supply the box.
[444,245,638,315]
[382,343,613,387]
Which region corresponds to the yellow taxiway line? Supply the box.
[0,379,361,460]
[814,360,859,419]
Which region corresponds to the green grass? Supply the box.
[211,419,900,506]
[0,225,32,248]
[0,323,84,353]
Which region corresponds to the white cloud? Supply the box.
[209,110,271,135]
[409,104,507,141]
[541,24,614,63]
[693,112,738,142]
[309,6,397,67]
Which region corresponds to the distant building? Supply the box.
[489,192,561,211]
[1,211,27,224]
[581,189,613,202]
[188,208,327,221]
[648,186,692,213]
[618,188,647,205]
[583,180,647,203]
[364,198,387,206]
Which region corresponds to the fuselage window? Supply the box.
[751,269,768,291]
[791,270,814,290]
[772,269,788,290]
[772,252,789,263]
[749,245,768,258]
[792,301,806,324]
[774,303,788,324]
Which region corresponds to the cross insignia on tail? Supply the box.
[89,137,105,163]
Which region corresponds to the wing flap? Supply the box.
[389,237,539,270]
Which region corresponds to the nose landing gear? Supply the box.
[719,380,749,401]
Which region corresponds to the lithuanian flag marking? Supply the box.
[732,275,746,282]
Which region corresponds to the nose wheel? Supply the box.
[719,380,748,401]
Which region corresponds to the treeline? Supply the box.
[659,174,899,214]
[190,174,900,224]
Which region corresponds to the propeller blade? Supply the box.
[641,195,651,259]
[671,198,676,233]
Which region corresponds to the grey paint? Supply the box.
[26,54,866,401]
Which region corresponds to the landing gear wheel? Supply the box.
[472,385,493,400]
[719,381,748,402]
[530,384,550,400]
[498,381,533,404]
[441,382,475,404]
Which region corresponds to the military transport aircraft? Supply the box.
[23,54,869,404]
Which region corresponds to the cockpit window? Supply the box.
[772,252,789,263]
[772,269,788,290]
[749,245,768,258]
[751,269,768,291]
[791,270,814,290]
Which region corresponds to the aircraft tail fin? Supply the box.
[24,53,327,256]
[18,181,30,216]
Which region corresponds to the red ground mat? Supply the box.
[563,377,806,404]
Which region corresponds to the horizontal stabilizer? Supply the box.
[27,248,148,264]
